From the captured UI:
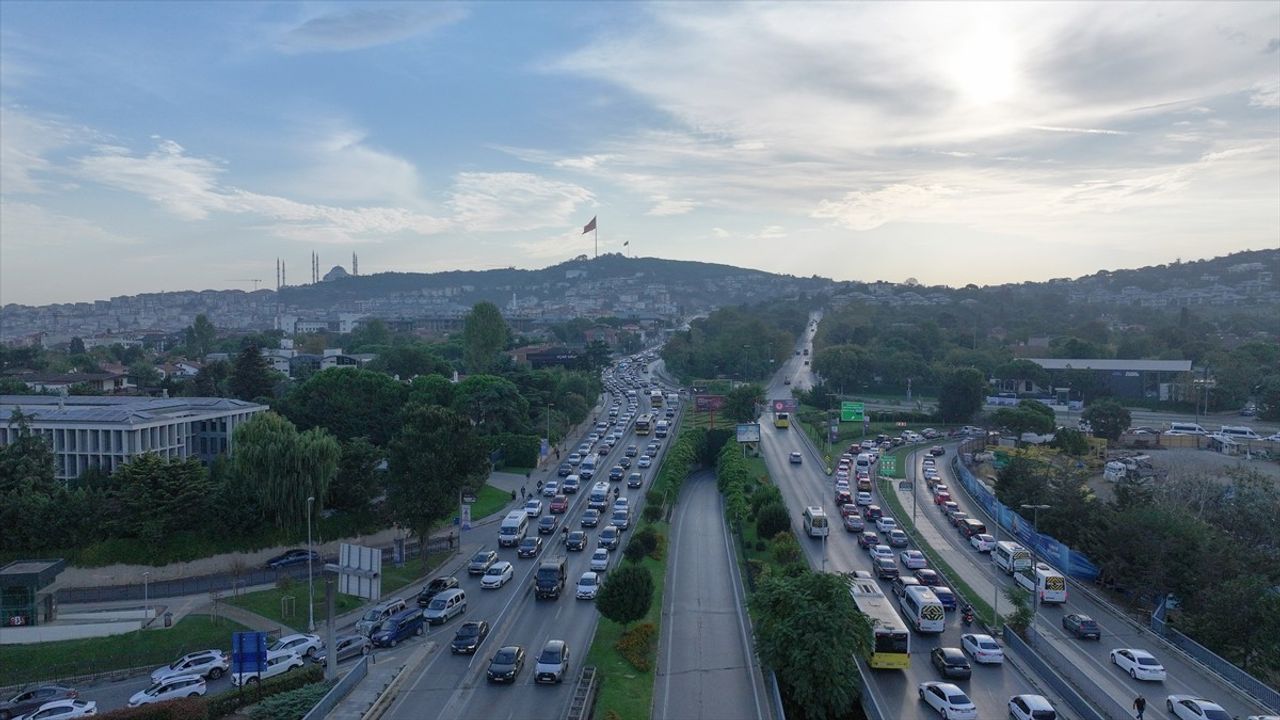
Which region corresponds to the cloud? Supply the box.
[812,184,957,231]
[285,126,424,205]
[514,229,598,260]
[275,4,466,54]
[448,172,594,232]
[646,196,697,216]
[0,200,138,248]
[0,107,85,195]
[1249,79,1280,108]
[1028,125,1130,136]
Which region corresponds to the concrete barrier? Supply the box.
[1030,629,1131,720]
[1002,627,1107,720]
[302,656,368,720]
[0,620,141,644]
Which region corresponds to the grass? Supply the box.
[0,615,250,687]
[226,552,450,629]
[585,522,669,720]
[469,483,516,522]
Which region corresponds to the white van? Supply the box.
[588,482,612,510]
[855,453,873,473]
[992,541,1032,575]
[803,506,829,537]
[423,588,467,625]
[1016,562,1067,604]
[900,585,946,633]
[498,510,529,548]
[1165,422,1208,436]
[1216,425,1262,441]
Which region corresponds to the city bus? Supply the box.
[650,389,664,407]
[773,412,790,429]
[1016,562,1068,604]
[635,413,654,436]
[899,585,946,633]
[850,577,911,669]
[802,506,829,537]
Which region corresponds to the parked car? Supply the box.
[264,549,320,569]
[231,651,303,686]
[11,700,96,719]
[481,561,514,589]
[450,621,490,655]
[1111,649,1167,681]
[1062,613,1101,640]
[268,633,322,659]
[1,687,78,720]
[960,633,1004,664]
[534,640,571,684]
[929,647,972,680]
[1009,695,1058,720]
[151,650,229,683]
[417,577,460,607]
[918,682,976,720]
[486,645,526,684]
[313,634,370,665]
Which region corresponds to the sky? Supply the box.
[1,1,1278,305]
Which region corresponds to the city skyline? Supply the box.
[2,1,1278,305]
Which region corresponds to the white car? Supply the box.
[151,649,229,683]
[870,544,895,562]
[481,561,514,589]
[230,651,304,686]
[918,682,977,720]
[524,499,543,516]
[960,633,1004,664]
[1009,694,1057,720]
[590,549,610,572]
[567,452,582,466]
[969,533,996,552]
[613,497,629,511]
[1167,696,1232,720]
[587,433,600,444]
[268,633,322,659]
[1110,648,1166,681]
[855,491,873,506]
[576,571,600,600]
[899,550,927,570]
[542,481,558,497]
[14,700,97,719]
[876,516,898,534]
[128,674,206,707]
[637,455,652,468]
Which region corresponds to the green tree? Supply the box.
[128,361,162,387]
[281,368,407,445]
[68,337,86,355]
[1050,427,1089,456]
[346,319,392,351]
[385,403,490,543]
[584,339,612,371]
[812,344,870,393]
[723,383,763,423]
[462,302,509,374]
[107,454,212,543]
[406,373,456,408]
[1184,575,1280,673]
[228,345,277,401]
[990,406,1055,436]
[370,345,451,380]
[191,360,230,397]
[755,502,792,541]
[451,375,530,434]
[231,412,340,532]
[1257,375,1280,422]
[328,437,383,511]
[1082,399,1131,440]
[595,564,654,628]
[938,367,986,423]
[995,454,1044,510]
[185,314,217,358]
[752,571,871,720]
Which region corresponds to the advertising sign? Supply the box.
[460,503,472,531]
[736,423,762,443]
[840,401,865,422]
[338,543,382,600]
[695,394,727,412]
[770,398,798,413]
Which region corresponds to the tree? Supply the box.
[346,319,391,351]
[596,564,654,627]
[107,454,212,543]
[385,403,490,543]
[1050,427,1089,456]
[68,337,86,355]
[723,383,763,423]
[1257,375,1280,422]
[406,373,456,408]
[231,412,340,532]
[462,302,509,374]
[191,360,230,397]
[994,454,1045,510]
[369,345,451,380]
[812,344,870,393]
[584,339,612,371]
[755,502,791,541]
[452,375,530,434]
[281,368,407,445]
[990,403,1055,437]
[328,437,383,511]
[1082,399,1131,440]
[128,361,162,387]
[938,367,986,422]
[185,314,217,358]
[228,345,276,401]
[752,571,871,720]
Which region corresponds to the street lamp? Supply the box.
[142,571,150,627]
[307,496,316,632]
[1020,503,1051,621]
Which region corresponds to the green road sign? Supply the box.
[880,456,897,475]
[840,401,865,422]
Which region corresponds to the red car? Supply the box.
[934,491,952,505]
[840,503,859,519]
[549,495,569,514]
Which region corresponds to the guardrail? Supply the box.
[564,665,598,720]
[302,656,369,720]
[1002,627,1108,720]
[1028,628,1130,720]
[1152,607,1280,713]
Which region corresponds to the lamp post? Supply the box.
[1020,503,1051,622]
[307,496,316,632]
[142,571,150,627]
[546,402,555,456]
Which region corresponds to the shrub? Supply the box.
[749,485,784,516]
[648,531,666,561]
[614,622,657,672]
[632,526,658,556]
[755,540,767,552]
[623,539,648,563]
[771,532,802,567]
[645,490,665,507]
[206,665,324,719]
[642,504,663,523]
[755,502,791,541]
[248,681,334,720]
[97,699,208,720]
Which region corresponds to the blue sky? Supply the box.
[2,1,1278,304]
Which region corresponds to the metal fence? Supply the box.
[302,656,369,720]
[1152,601,1280,713]
[1002,627,1107,720]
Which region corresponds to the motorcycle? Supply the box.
[961,604,975,626]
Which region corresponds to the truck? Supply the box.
[535,556,567,599]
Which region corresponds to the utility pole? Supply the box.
[306,496,316,632]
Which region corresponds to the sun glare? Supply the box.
[947,32,1018,105]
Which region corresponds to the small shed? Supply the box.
[1,559,66,627]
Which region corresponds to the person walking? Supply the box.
[1133,695,1146,720]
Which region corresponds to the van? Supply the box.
[371,608,425,648]
[355,598,407,636]
[1165,422,1208,436]
[423,589,467,625]
[655,420,670,438]
[535,556,567,599]
[1216,425,1262,441]
[498,510,529,548]
[992,541,1032,575]
[579,459,596,480]
[588,482,611,510]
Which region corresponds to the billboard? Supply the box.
[695,394,727,412]
[769,398,798,413]
[338,543,382,601]
[736,423,762,443]
[840,401,865,422]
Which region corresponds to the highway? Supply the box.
[655,469,770,720]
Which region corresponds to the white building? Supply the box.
[0,395,268,481]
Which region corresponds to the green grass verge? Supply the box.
[586,521,669,720]
[226,552,450,629]
[0,615,249,687]
[469,483,515,522]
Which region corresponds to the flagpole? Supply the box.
[595,224,598,259]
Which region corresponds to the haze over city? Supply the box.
[2,1,1278,305]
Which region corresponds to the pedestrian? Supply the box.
[520,486,526,500]
[554,447,560,460]
[1133,695,1146,720]
[449,531,456,550]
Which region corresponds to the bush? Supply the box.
[755,540,767,552]
[623,539,648,564]
[642,504,663,523]
[645,490,665,508]
[614,622,657,672]
[749,485,784,516]
[97,699,207,720]
[248,681,334,720]
[648,531,666,561]
[206,665,323,719]
[770,532,802,567]
[632,526,658,555]
[755,502,792,541]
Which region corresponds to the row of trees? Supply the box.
[661,302,809,382]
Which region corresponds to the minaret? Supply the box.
[353,252,359,276]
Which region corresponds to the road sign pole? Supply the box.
[325,574,337,680]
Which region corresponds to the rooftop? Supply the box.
[1028,358,1193,373]
[0,395,267,426]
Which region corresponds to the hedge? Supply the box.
[248,681,334,720]
[652,426,704,508]
[97,699,207,720]
[206,665,324,719]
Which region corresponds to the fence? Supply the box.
[1002,627,1107,720]
[1152,600,1280,713]
[301,656,368,720]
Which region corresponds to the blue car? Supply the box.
[932,586,957,611]
[265,549,320,569]
[371,608,424,648]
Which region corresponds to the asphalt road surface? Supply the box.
[655,469,769,720]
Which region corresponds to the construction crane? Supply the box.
[228,278,264,290]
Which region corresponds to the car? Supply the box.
[313,634,370,665]
[618,456,632,469]
[637,455,652,468]
[542,481,559,497]
[1111,649,1167,681]
[598,526,620,549]
[590,549,610,572]
[918,681,977,720]
[576,571,601,600]
[789,451,803,464]
[557,462,573,477]
[875,556,899,579]
[863,504,883,521]
[646,442,660,454]
[2,687,79,720]
[859,531,879,548]
[625,445,638,457]
[855,491,873,506]
[870,544,894,561]
[151,650,229,683]
[614,497,629,511]
[264,548,320,569]
[611,509,631,531]
[481,561,514,589]
[566,530,588,551]
[535,640,571,684]
[468,550,498,575]
[842,513,865,532]
[876,516,898,534]
[1062,613,1101,640]
[231,651,303,686]
[562,475,580,494]
[448,620,491,655]
[944,506,965,523]
[549,494,569,514]
[853,570,873,580]
[581,508,601,527]
[567,452,582,466]
[948,511,969,527]
[524,499,543,516]
[888,528,909,547]
[11,700,96,719]
[969,533,996,552]
[835,489,853,506]
[609,466,625,481]
[537,514,560,534]
[1009,694,1058,720]
[914,568,941,586]
[627,472,643,488]
[960,633,1004,664]
[268,633,322,659]
[587,432,600,443]
[930,647,972,680]
[900,550,927,569]
[417,576,460,607]
[891,575,922,598]
[932,586,957,611]
[1166,696,1231,720]
[486,645,526,684]
[518,536,543,558]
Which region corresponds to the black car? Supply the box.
[417,576,460,607]
[450,621,490,654]
[537,515,559,535]
[608,466,625,481]
[557,463,573,477]
[1061,613,1102,640]
[265,548,320,569]
[875,556,899,579]
[518,536,543,558]
[486,645,525,683]
[566,531,587,551]
[618,456,632,469]
[627,472,643,489]
[1,685,79,719]
[930,647,972,679]
[580,509,601,527]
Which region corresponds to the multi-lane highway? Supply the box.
[655,470,770,720]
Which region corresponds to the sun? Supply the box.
[947,32,1018,106]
